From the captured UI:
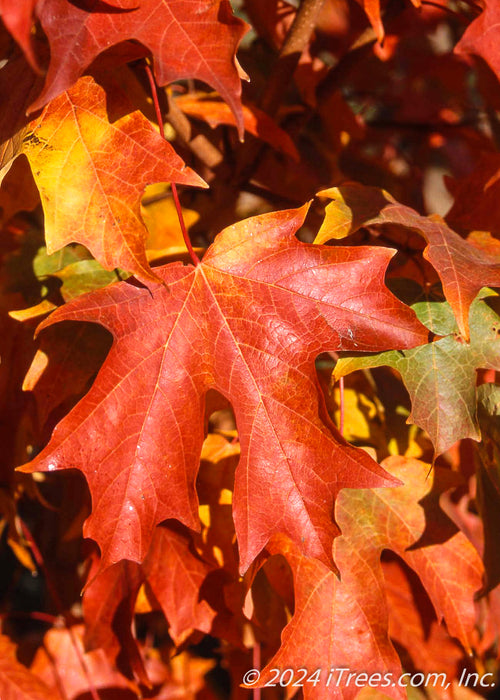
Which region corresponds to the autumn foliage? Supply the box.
[1,0,500,698]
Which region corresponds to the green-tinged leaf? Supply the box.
[334,290,500,454]
[9,244,128,322]
[32,244,93,277]
[316,184,500,340]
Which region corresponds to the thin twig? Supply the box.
[171,182,200,265]
[143,63,167,141]
[0,611,59,624]
[144,62,200,266]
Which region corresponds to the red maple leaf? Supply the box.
[20,206,428,573]
[27,0,248,132]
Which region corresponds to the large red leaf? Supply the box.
[28,0,248,133]
[22,75,205,282]
[258,457,483,699]
[316,184,500,340]
[20,206,428,573]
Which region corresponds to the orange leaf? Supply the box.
[176,93,299,160]
[30,625,134,700]
[259,457,483,699]
[0,634,54,700]
[22,75,206,282]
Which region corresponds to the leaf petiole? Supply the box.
[144,62,200,266]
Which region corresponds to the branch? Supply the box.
[234,0,325,186]
[260,0,327,117]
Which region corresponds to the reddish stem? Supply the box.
[171,182,200,265]
[0,611,59,624]
[20,520,64,611]
[144,62,200,266]
[339,376,345,437]
[20,520,101,700]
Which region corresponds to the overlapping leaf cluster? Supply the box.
[0,0,499,698]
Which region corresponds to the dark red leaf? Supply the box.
[29,0,248,134]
